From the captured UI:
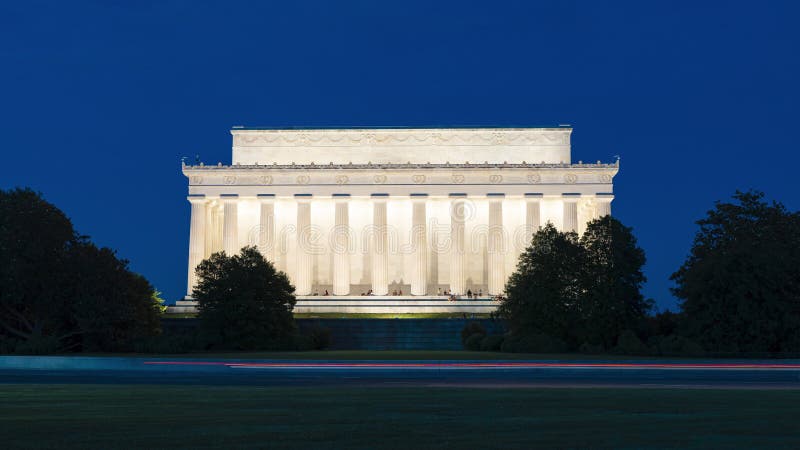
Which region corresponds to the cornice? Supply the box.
[183,161,618,171]
[182,163,618,187]
[231,128,572,147]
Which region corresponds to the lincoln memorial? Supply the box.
[173,127,618,314]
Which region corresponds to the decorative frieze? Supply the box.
[232,128,571,147]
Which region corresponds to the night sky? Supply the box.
[2,1,798,310]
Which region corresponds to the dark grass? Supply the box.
[1,384,799,449]
[163,313,492,319]
[293,313,492,319]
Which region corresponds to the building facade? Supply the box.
[182,127,617,303]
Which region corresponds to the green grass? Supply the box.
[1,384,798,448]
[164,313,490,319]
[293,312,491,319]
[162,312,197,318]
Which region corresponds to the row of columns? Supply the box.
[186,193,613,297]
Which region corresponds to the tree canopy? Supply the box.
[0,188,163,353]
[498,217,650,351]
[671,190,800,353]
[498,223,587,345]
[194,246,296,350]
[580,215,650,349]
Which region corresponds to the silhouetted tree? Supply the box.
[498,217,650,352]
[671,190,800,353]
[580,216,651,349]
[498,223,587,345]
[65,241,164,351]
[194,246,296,350]
[0,188,163,353]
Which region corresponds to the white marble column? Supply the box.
[525,193,542,236]
[213,203,223,253]
[410,195,427,296]
[206,202,218,255]
[295,195,313,296]
[449,195,466,295]
[186,195,207,297]
[596,194,613,218]
[332,195,350,295]
[257,195,275,262]
[487,195,505,295]
[371,195,389,295]
[204,199,214,258]
[221,194,239,254]
[562,194,579,233]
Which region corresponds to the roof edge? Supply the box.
[230,125,573,131]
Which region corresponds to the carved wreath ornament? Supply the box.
[599,174,613,183]
[412,174,426,184]
[489,174,503,184]
[526,174,541,184]
[373,174,387,184]
[223,176,237,185]
[335,175,349,185]
[259,175,273,185]
[190,176,203,185]
[564,174,578,184]
[451,174,465,184]
[296,175,310,185]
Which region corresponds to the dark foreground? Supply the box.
[1,384,799,449]
[1,356,799,388]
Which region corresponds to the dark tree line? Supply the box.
[498,216,651,352]
[0,188,163,353]
[672,191,800,354]
[495,190,800,355]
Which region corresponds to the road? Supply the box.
[1,357,800,388]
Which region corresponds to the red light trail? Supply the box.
[143,361,800,370]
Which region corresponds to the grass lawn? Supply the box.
[0,384,798,448]
[163,313,492,319]
[293,313,491,319]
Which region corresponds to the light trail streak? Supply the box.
[143,361,800,371]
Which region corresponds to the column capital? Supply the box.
[332,193,351,202]
[487,193,505,201]
[595,193,614,203]
[524,193,544,200]
[257,194,276,203]
[562,193,581,203]
[220,193,238,204]
[294,193,313,203]
[371,193,389,202]
[410,193,429,201]
[187,194,206,204]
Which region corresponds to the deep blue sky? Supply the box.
[2,1,798,310]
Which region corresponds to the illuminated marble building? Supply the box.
[175,126,617,313]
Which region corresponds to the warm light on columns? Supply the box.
[186,195,207,297]
[332,195,351,295]
[487,194,505,295]
[562,194,580,233]
[514,193,542,262]
[257,195,275,262]
[595,194,613,218]
[371,195,389,296]
[449,195,467,295]
[410,195,428,296]
[221,194,239,254]
[295,195,313,296]
[525,193,542,237]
